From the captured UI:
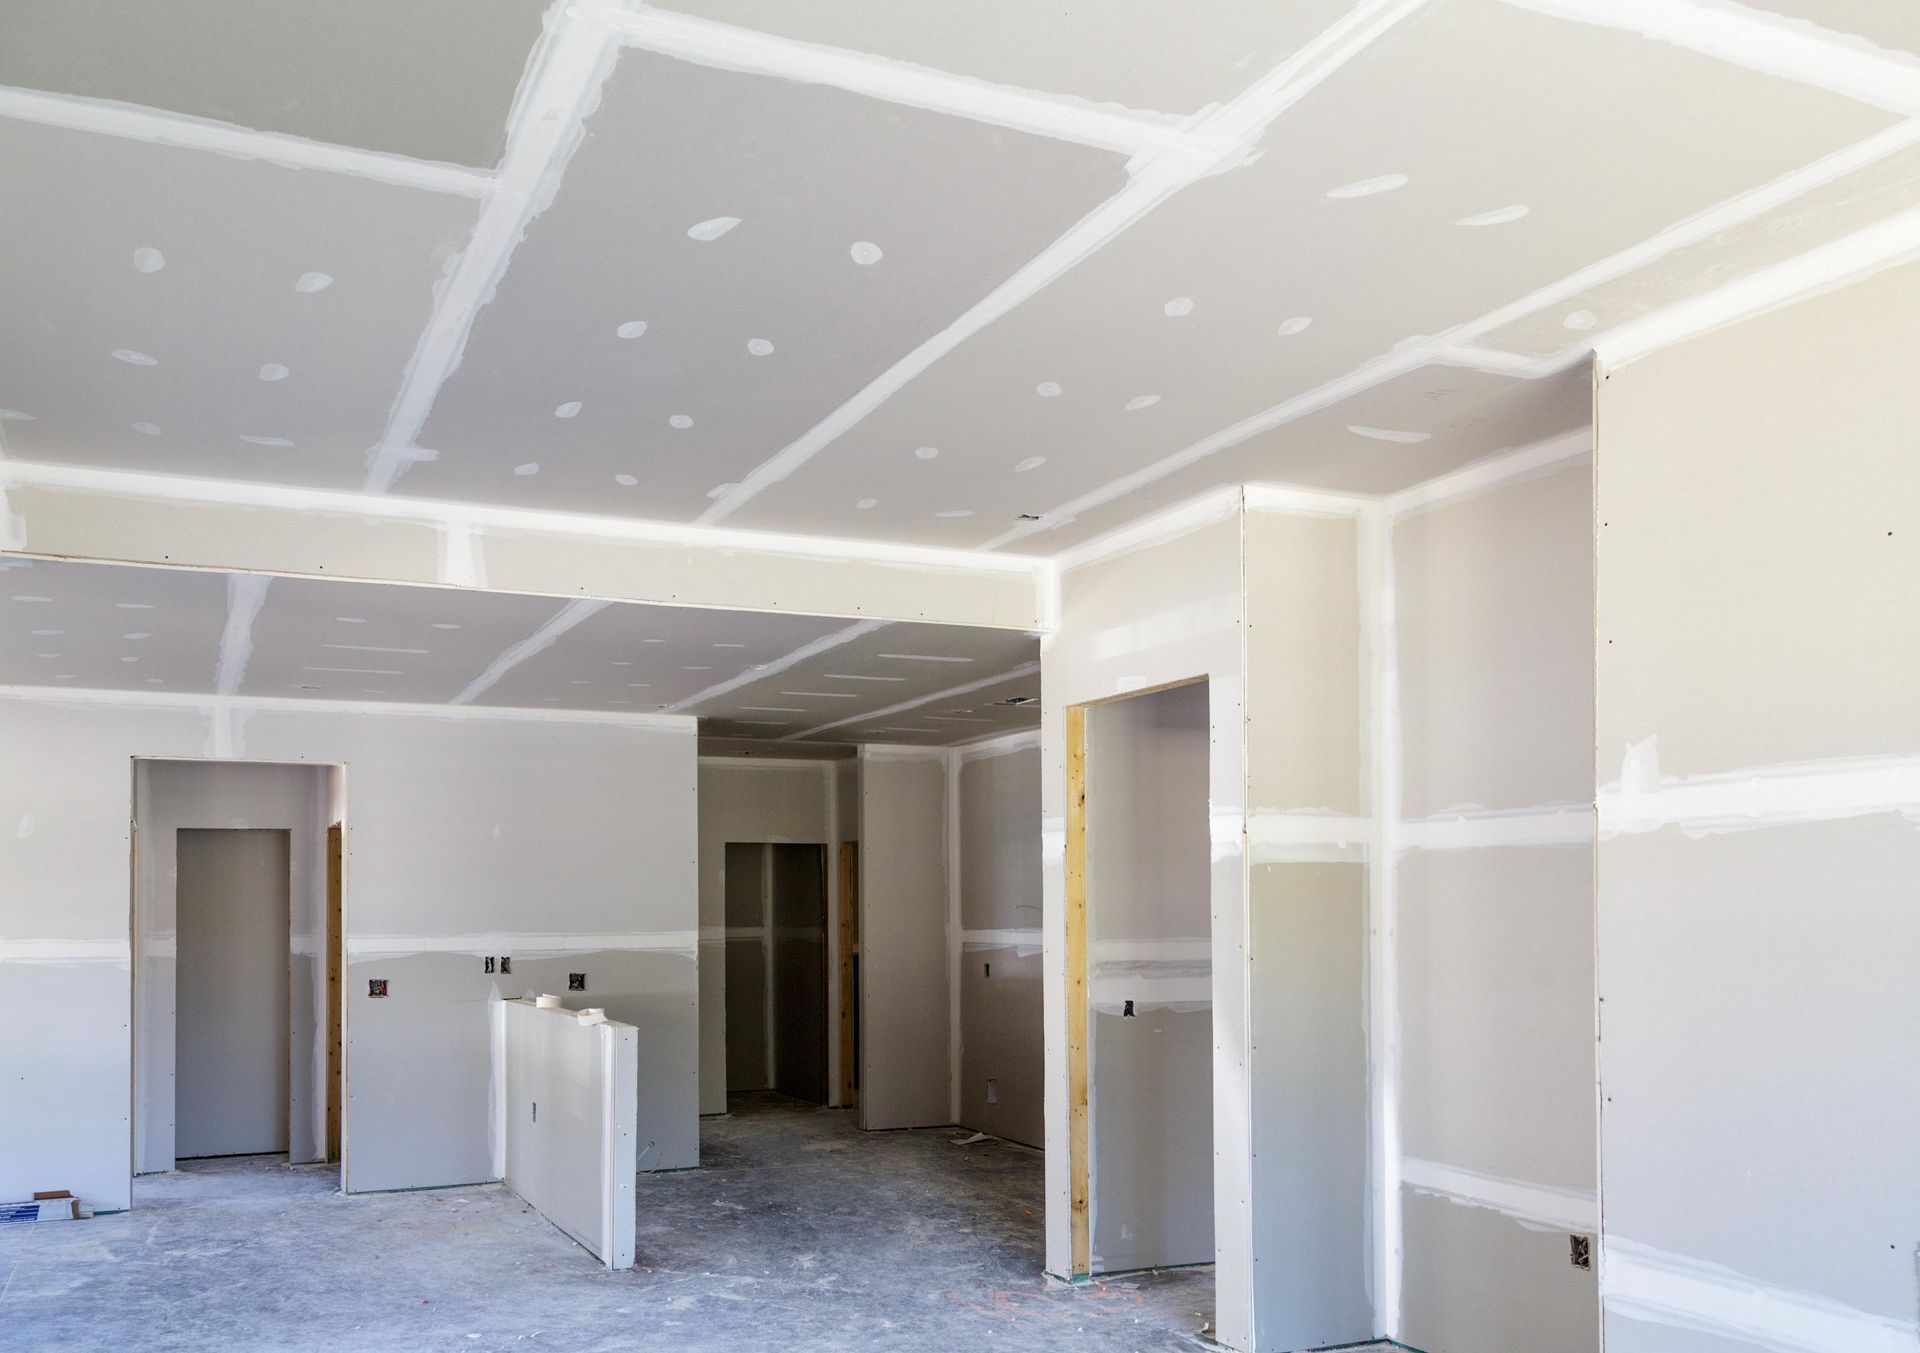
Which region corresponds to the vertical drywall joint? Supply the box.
[1227,487,1256,1351]
[1588,357,1609,1322]
[1362,497,1403,1339]
[946,747,964,1126]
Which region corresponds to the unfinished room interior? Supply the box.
[1,2,1915,1350]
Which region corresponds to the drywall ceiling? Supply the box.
[0,555,1039,745]
[1,0,1916,558]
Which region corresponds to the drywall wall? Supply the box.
[1085,681,1213,1272]
[1241,503,1373,1351]
[696,760,831,1113]
[1389,455,1599,1353]
[858,748,951,1130]
[132,759,332,1172]
[1594,260,1919,1350]
[174,828,292,1159]
[498,998,639,1271]
[0,692,697,1210]
[770,843,828,1103]
[723,841,769,1092]
[1040,507,1251,1344]
[955,734,1042,1147]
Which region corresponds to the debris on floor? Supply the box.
[1,1190,88,1223]
[951,1131,990,1146]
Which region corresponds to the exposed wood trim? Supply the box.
[325,823,343,1165]
[1064,703,1091,1277]
[837,841,859,1108]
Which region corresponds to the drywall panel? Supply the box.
[3,472,1050,632]
[697,763,829,1113]
[0,695,203,1212]
[1244,509,1362,814]
[1596,257,1920,779]
[1085,682,1212,1272]
[770,843,828,1104]
[500,999,640,1271]
[722,841,769,1093]
[1041,510,1248,1343]
[736,0,1886,551]
[1595,261,1920,1350]
[956,741,1042,1145]
[1396,458,1594,816]
[412,49,1126,520]
[133,759,331,1172]
[957,946,1042,1148]
[0,556,228,696]
[1248,861,1371,1349]
[0,0,547,166]
[1400,1189,1598,1353]
[0,690,698,1209]
[0,117,481,486]
[858,750,951,1130]
[1598,818,1919,1326]
[1396,846,1595,1190]
[175,829,291,1158]
[958,743,1042,932]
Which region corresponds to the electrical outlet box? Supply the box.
[1570,1235,1592,1270]
[499,956,511,975]
[368,979,388,998]
[484,956,495,974]
[986,1078,999,1105]
[1122,999,1135,1018]
[568,972,586,991]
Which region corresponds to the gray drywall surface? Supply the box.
[1243,511,1362,815]
[175,828,291,1159]
[1399,1189,1599,1353]
[134,759,332,1172]
[500,1000,639,1271]
[1388,459,1599,1353]
[1242,504,1374,1349]
[770,844,828,1105]
[1248,861,1371,1348]
[0,695,698,1210]
[957,742,1043,1146]
[1596,259,1920,1349]
[1396,459,1595,817]
[697,763,829,1114]
[858,752,951,1130]
[0,0,549,167]
[724,842,769,1093]
[1086,681,1212,1272]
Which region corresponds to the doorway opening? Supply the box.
[131,759,345,1190]
[1065,679,1214,1290]
[722,842,830,1105]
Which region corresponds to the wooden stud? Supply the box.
[325,823,343,1164]
[837,841,859,1108]
[1065,704,1092,1278]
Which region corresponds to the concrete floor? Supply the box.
[1,1093,1236,1351]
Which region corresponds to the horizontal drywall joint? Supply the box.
[1602,1237,1918,1352]
[1394,804,1595,850]
[1400,1157,1598,1232]
[1599,746,1920,836]
[346,930,699,958]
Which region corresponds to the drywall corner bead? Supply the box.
[1241,483,1373,519]
[1601,1237,1919,1353]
